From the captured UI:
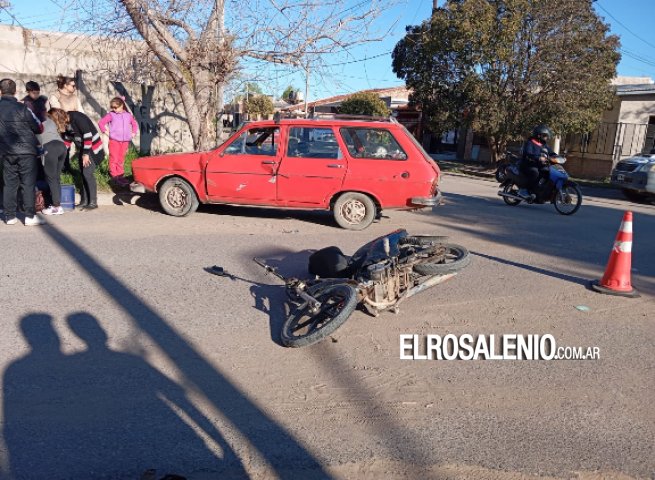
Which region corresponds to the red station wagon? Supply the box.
[131,115,442,230]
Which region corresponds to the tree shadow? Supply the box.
[426,192,655,294]
[471,251,591,286]
[3,225,332,479]
[3,312,246,479]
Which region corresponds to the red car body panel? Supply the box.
[132,118,440,211]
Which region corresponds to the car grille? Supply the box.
[614,162,640,172]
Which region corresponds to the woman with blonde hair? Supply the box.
[50,108,103,210]
[38,108,68,215]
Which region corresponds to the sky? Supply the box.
[2,0,655,102]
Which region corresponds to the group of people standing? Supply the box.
[1,75,138,225]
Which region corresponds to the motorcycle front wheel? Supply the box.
[554,182,582,215]
[413,243,471,276]
[281,284,358,348]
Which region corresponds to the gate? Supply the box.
[563,122,654,166]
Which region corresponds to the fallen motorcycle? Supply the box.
[251,229,470,348]
[497,154,583,215]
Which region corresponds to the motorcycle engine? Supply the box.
[363,261,399,304]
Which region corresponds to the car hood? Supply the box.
[133,152,205,170]
[619,153,655,165]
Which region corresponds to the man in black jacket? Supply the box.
[0,78,44,225]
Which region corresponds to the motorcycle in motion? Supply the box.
[250,229,470,348]
[496,152,583,215]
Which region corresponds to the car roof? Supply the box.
[243,116,402,129]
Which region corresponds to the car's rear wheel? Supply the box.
[333,192,377,230]
[622,188,648,202]
[159,177,199,217]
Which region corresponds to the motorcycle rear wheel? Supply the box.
[281,284,358,348]
[554,183,582,215]
[413,243,471,276]
[495,165,507,183]
[502,183,522,206]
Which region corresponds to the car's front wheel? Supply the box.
[159,177,199,217]
[333,192,376,230]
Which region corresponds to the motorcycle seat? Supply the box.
[308,246,352,278]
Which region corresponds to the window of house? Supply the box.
[286,127,342,159]
[224,127,279,156]
[340,128,407,160]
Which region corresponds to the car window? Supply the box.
[287,127,342,159]
[340,128,407,160]
[224,127,279,156]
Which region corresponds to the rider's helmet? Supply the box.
[532,125,552,143]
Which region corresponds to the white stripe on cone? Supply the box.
[620,221,633,233]
[613,240,632,253]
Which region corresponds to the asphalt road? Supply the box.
[0,175,653,480]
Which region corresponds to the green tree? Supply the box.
[392,0,620,161]
[281,86,298,103]
[339,92,390,117]
[244,94,274,117]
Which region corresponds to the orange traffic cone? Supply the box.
[591,211,639,297]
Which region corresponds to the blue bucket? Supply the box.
[61,184,76,211]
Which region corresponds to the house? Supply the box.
[281,87,424,139]
[562,78,655,178]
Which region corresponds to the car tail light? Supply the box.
[431,177,439,194]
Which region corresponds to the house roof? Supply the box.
[282,86,411,111]
[615,84,655,96]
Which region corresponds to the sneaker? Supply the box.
[42,205,65,215]
[5,217,17,225]
[25,215,45,226]
[517,188,536,200]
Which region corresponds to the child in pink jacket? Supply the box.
[98,97,138,184]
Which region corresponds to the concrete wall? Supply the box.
[618,94,655,124]
[0,24,194,154]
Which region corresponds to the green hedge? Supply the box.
[61,146,142,192]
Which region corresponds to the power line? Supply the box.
[0,5,26,28]
[326,51,392,67]
[596,2,655,52]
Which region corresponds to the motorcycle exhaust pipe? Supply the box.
[498,191,523,201]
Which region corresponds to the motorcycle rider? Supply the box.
[518,125,555,200]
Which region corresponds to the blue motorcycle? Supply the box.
[497,155,583,215]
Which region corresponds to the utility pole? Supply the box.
[215,0,226,142]
[304,63,310,118]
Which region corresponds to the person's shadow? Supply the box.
[3,312,246,479]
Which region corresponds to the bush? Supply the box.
[339,92,390,117]
[61,145,144,192]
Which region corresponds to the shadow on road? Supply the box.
[3,312,245,479]
[471,251,591,286]
[1,225,332,479]
[425,192,655,295]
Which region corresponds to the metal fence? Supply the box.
[563,122,655,164]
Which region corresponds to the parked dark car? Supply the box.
[610,151,655,201]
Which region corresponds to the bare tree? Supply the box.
[74,0,393,150]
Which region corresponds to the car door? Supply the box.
[276,126,347,206]
[205,126,280,204]
[338,126,416,206]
